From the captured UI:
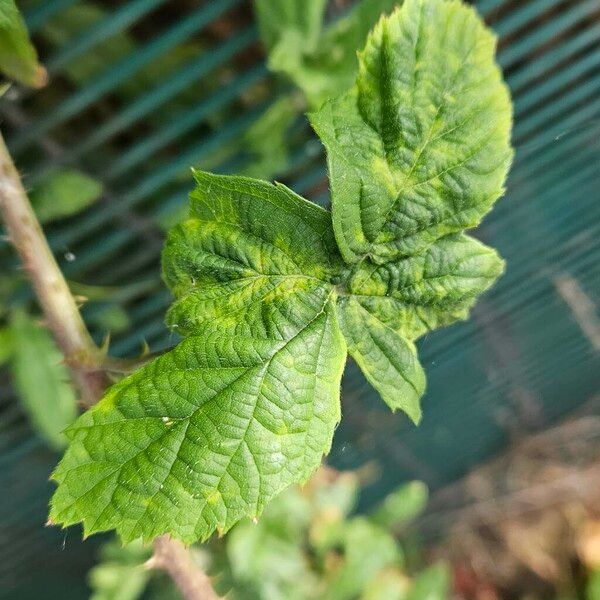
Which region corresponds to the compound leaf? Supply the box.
[0,0,46,87]
[50,173,347,543]
[311,0,513,264]
[337,296,425,423]
[50,0,513,545]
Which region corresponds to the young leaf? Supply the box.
[240,95,298,180]
[30,169,103,223]
[371,481,428,529]
[311,0,513,264]
[322,517,403,600]
[254,0,327,54]
[9,310,77,449]
[405,563,450,600]
[89,539,150,600]
[0,0,46,87]
[337,296,425,423]
[269,0,399,108]
[50,174,347,543]
[50,0,513,543]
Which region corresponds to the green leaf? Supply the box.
[240,95,298,180]
[323,517,403,600]
[338,234,502,418]
[587,570,600,600]
[89,539,151,600]
[337,296,425,423]
[50,0,513,543]
[227,488,318,600]
[30,169,103,223]
[89,305,131,334]
[9,310,77,449]
[311,0,513,264]
[162,173,342,337]
[0,0,46,87]
[0,326,13,366]
[41,3,133,86]
[405,564,450,600]
[50,173,347,544]
[371,481,428,529]
[347,234,505,340]
[361,569,410,600]
[269,0,399,108]
[254,0,327,53]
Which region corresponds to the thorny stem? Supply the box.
[0,130,219,600]
[0,132,108,406]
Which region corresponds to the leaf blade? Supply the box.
[50,298,345,543]
[0,0,46,87]
[337,296,425,423]
[348,233,505,339]
[51,174,348,542]
[9,310,77,449]
[311,0,513,264]
[30,169,103,223]
[254,0,327,53]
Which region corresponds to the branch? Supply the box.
[149,536,223,600]
[0,130,219,600]
[0,131,107,406]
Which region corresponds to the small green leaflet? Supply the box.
[50,0,512,544]
[311,0,513,264]
[0,0,46,87]
[10,310,77,449]
[346,233,505,341]
[30,169,103,223]
[323,517,403,600]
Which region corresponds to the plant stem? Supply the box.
[151,536,222,600]
[0,130,219,600]
[0,132,107,406]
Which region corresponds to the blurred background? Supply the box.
[0,0,599,598]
